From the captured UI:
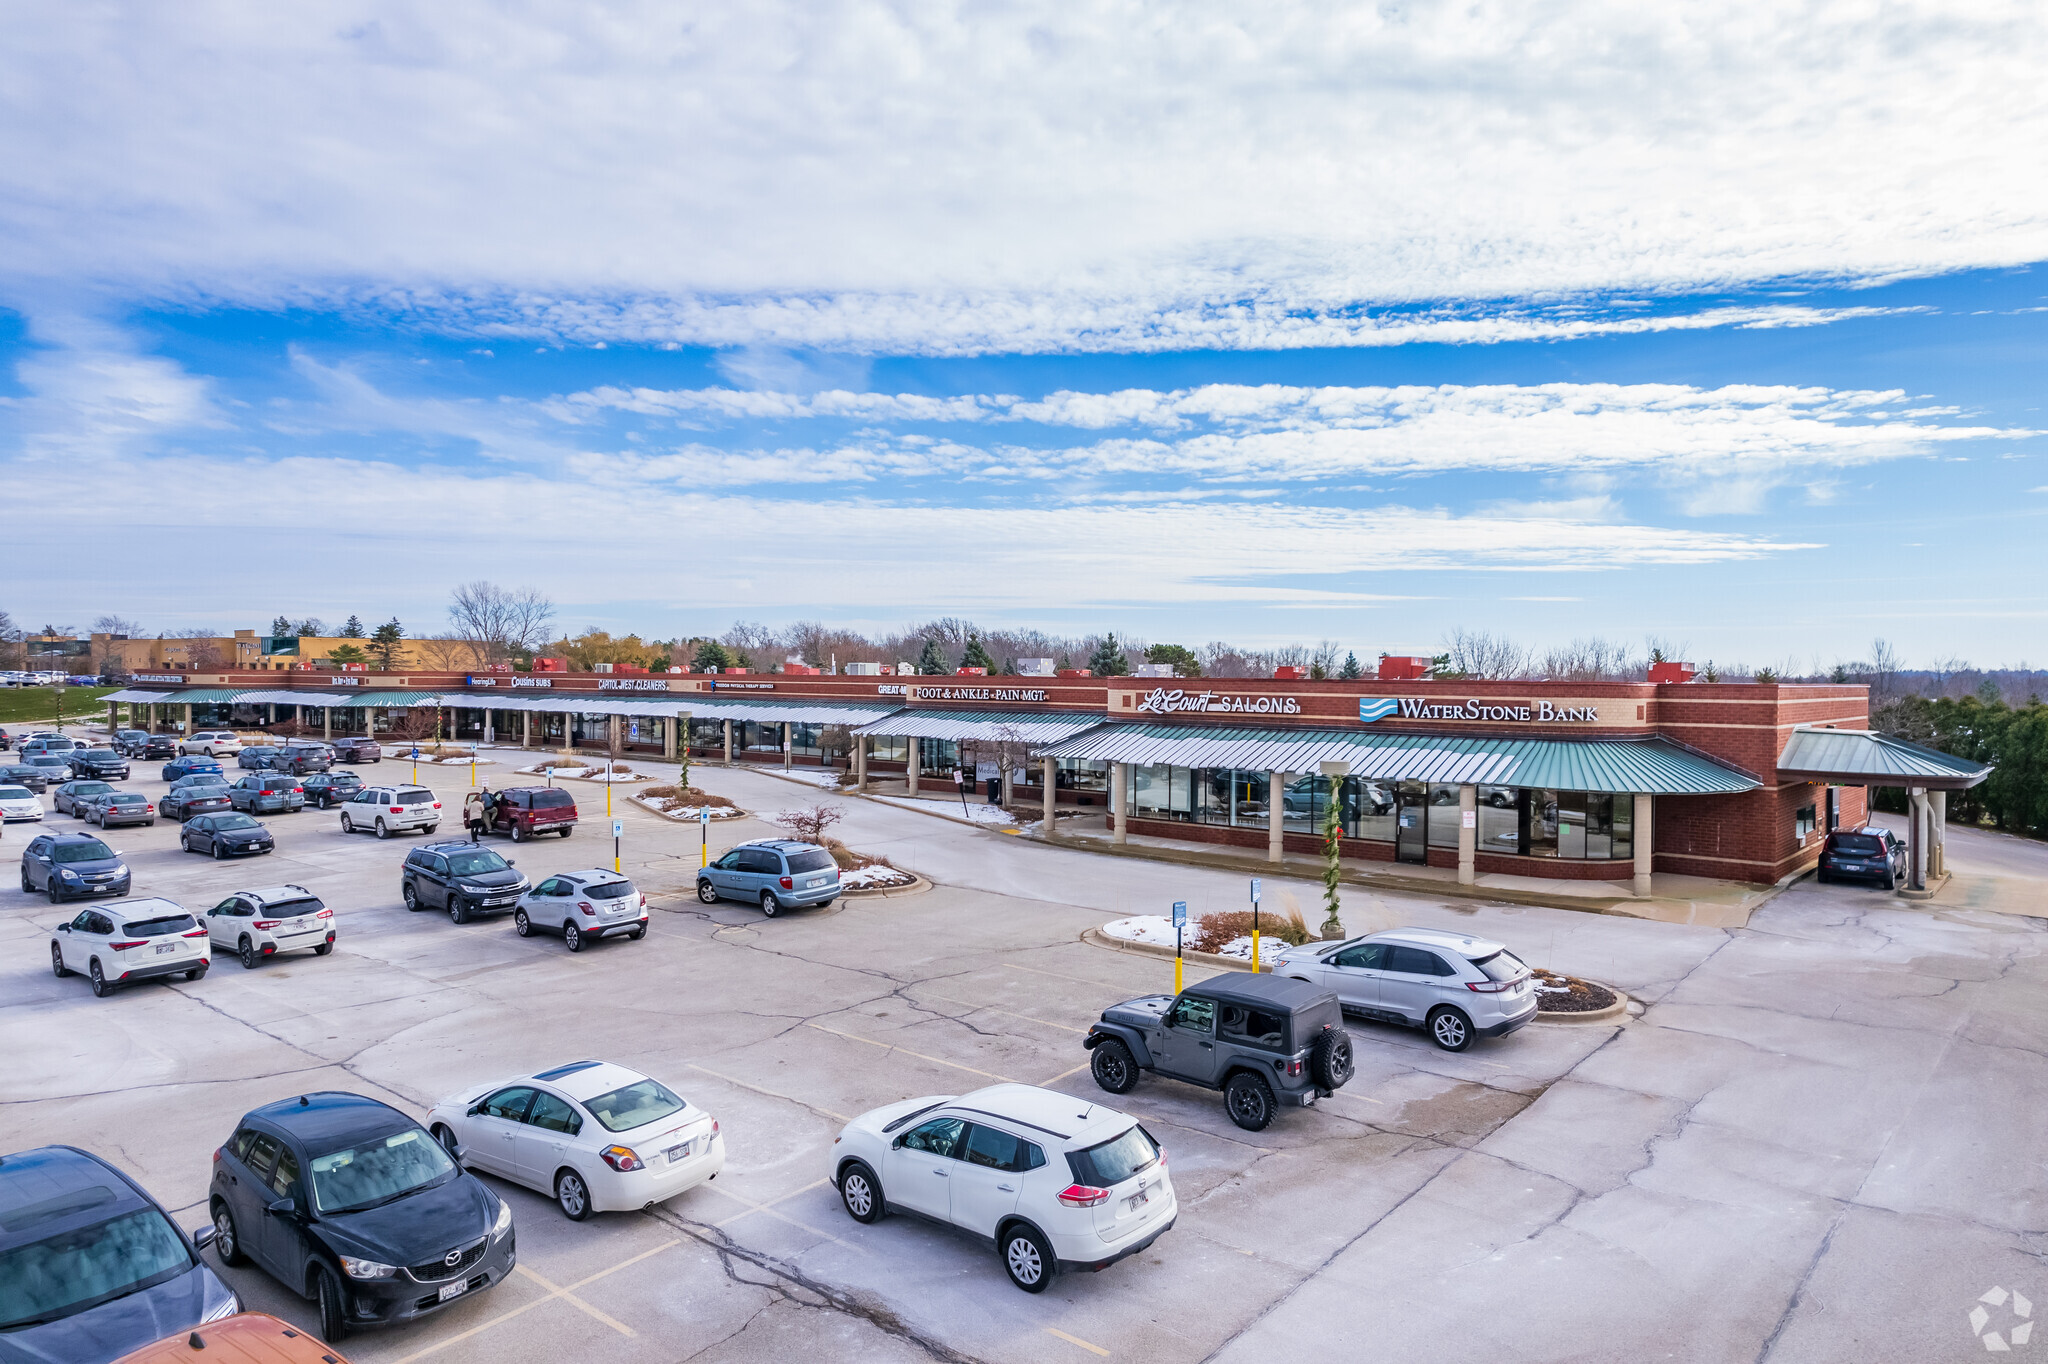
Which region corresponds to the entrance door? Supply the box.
[1395,783,1428,863]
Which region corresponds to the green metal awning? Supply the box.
[852,709,1102,743]
[1033,723,1760,795]
[1777,727,1991,790]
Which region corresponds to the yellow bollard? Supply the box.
[1174,952,1183,995]
[1252,928,1261,973]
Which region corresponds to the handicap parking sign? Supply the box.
[1172,900,1187,927]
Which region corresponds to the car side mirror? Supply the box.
[504,858,515,866]
[57,924,69,933]
[192,1224,217,1250]
[467,1102,483,1117]
[266,1196,298,1217]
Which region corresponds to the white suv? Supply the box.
[831,1083,1176,1292]
[180,731,243,757]
[51,897,211,997]
[337,783,441,838]
[1266,926,1537,1052]
[204,884,337,968]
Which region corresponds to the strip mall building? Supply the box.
[103,667,1981,894]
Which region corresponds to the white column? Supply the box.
[722,719,733,765]
[1268,770,1288,863]
[662,712,678,760]
[183,703,194,735]
[1002,761,1016,806]
[609,714,622,757]
[322,707,331,741]
[363,706,377,737]
[521,711,533,749]
[1931,790,1948,879]
[1042,757,1056,831]
[1112,762,1129,844]
[907,737,921,796]
[1907,787,1927,890]
[854,736,869,792]
[1633,793,1654,897]
[1457,784,1477,885]
[782,723,792,770]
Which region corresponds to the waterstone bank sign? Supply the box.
[1360,697,1600,724]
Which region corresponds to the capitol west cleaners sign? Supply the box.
[1137,688,1303,716]
[1361,697,1600,723]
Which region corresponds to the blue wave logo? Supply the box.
[1358,697,1398,723]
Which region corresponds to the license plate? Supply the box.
[290,918,310,931]
[667,1142,690,1163]
[155,942,176,955]
[1127,1186,1149,1209]
[437,1279,468,1303]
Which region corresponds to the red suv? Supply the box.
[488,786,578,841]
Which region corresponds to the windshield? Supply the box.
[269,897,324,916]
[0,787,29,800]
[445,850,509,877]
[123,914,197,937]
[584,1078,686,1133]
[1070,1125,1160,1187]
[585,880,635,899]
[215,814,260,830]
[0,1207,194,1330]
[1831,834,1884,853]
[786,850,835,873]
[308,1128,456,1214]
[1471,949,1528,983]
[108,793,147,805]
[52,840,115,864]
[531,789,574,808]
[397,789,433,804]
[80,751,117,761]
[176,776,227,789]
[70,783,113,795]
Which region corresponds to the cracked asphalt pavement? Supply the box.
[3,755,2044,1363]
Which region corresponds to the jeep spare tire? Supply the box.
[1311,1027,1355,1090]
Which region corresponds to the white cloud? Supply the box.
[0,317,220,459]
[1,4,2044,351]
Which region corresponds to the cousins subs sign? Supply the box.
[1360,697,1600,724]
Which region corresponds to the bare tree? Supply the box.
[1869,638,1901,701]
[448,582,555,665]
[1537,636,1632,682]
[415,637,484,671]
[1310,640,1344,678]
[772,803,846,844]
[91,614,145,637]
[1441,629,1529,680]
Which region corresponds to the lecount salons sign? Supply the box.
[1137,688,1304,716]
[1360,697,1599,723]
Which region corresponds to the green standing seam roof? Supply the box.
[1032,723,1760,796]
[1777,727,1992,788]
[851,708,1104,742]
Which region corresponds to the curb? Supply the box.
[1534,988,1631,1025]
[839,873,932,899]
[626,795,751,824]
[1079,926,1257,973]
[724,763,1033,835]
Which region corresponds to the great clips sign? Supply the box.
[1361,697,1599,724]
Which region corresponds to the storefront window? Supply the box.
[1131,764,1193,821]
[1195,770,1270,828]
[1355,780,1396,842]
[1427,784,1461,847]
[917,738,960,774]
[622,716,665,749]
[533,712,565,743]
[1522,789,1631,859]
[866,735,908,764]
[1055,758,1109,792]
[1478,786,1518,855]
[789,723,823,756]
[572,712,613,746]
[688,718,726,750]
[1794,804,1816,841]
[737,721,782,754]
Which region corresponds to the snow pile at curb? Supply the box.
[630,793,746,821]
[841,865,916,890]
[870,794,1019,826]
[515,764,647,783]
[1101,915,1254,961]
[393,754,495,766]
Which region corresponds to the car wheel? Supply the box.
[185,964,207,981]
[212,843,226,861]
[511,821,526,843]
[1428,1006,1473,1052]
[340,813,353,833]
[1815,870,1830,884]
[88,959,110,998]
[628,926,646,941]
[1090,1038,1139,1094]
[450,897,470,925]
[375,819,389,839]
[423,823,437,834]
[556,1169,592,1221]
[514,909,532,937]
[563,922,582,952]
[48,884,62,905]
[403,884,420,912]
[759,891,780,918]
[239,937,259,969]
[1311,1027,1355,1090]
[211,1203,246,1266]
[1001,1224,1054,1293]
[838,1163,883,1223]
[432,1123,461,1159]
[1225,1070,1276,1132]
[314,942,332,956]
[19,870,31,892]
[697,881,718,904]
[50,942,69,977]
[315,1265,349,1343]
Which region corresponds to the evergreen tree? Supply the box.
[271,615,291,636]
[327,643,367,667]
[1087,633,1130,676]
[340,615,367,638]
[961,633,996,672]
[368,618,405,669]
[1339,651,1363,680]
[1143,643,1203,677]
[917,638,949,675]
[692,640,734,672]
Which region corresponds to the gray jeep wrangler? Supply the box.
[1083,973,1355,1131]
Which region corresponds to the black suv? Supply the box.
[66,747,131,780]
[1084,973,1354,1131]
[303,770,366,808]
[402,842,529,923]
[138,734,178,759]
[276,743,334,775]
[111,728,154,756]
[1817,825,1907,888]
[332,737,383,764]
[207,1092,514,1343]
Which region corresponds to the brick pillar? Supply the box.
[1112,762,1128,844]
[1042,757,1056,832]
[1633,793,1654,897]
[1457,784,1478,885]
[907,737,921,797]
[108,701,118,735]
[1268,770,1287,862]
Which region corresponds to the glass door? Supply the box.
[1395,783,1428,863]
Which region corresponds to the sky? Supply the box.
[2,2,2046,670]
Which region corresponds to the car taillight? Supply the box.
[254,920,281,930]
[1466,979,1514,993]
[110,940,146,950]
[432,802,441,809]
[578,902,596,916]
[1285,1058,1303,1077]
[212,1147,222,1164]
[390,806,404,813]
[599,1145,642,1172]
[182,927,208,938]
[779,876,793,889]
[1057,1184,1110,1208]
[316,908,334,919]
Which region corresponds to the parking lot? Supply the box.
[4,739,2046,1363]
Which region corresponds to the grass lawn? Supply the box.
[0,686,118,726]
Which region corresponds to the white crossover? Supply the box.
[180,731,244,756]
[50,896,211,997]
[204,884,338,968]
[426,1061,723,1221]
[830,1083,1176,1293]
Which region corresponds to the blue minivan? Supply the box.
[695,839,841,917]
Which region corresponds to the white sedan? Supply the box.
[426,1061,723,1221]
[0,784,43,822]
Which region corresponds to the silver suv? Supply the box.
[695,839,841,917]
[1265,927,1537,1052]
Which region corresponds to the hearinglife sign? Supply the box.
[1360,697,1599,723]
[1137,688,1303,716]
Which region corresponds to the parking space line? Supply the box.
[919,990,1088,1033]
[389,1238,678,1362]
[513,1263,636,1337]
[686,1063,851,1122]
[713,1177,827,1228]
[804,1022,1016,1082]
[1038,1062,1091,1087]
[1045,1326,1112,1356]
[700,1178,857,1247]
[1003,961,1129,989]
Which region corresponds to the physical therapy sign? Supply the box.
[1360,697,1600,724]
